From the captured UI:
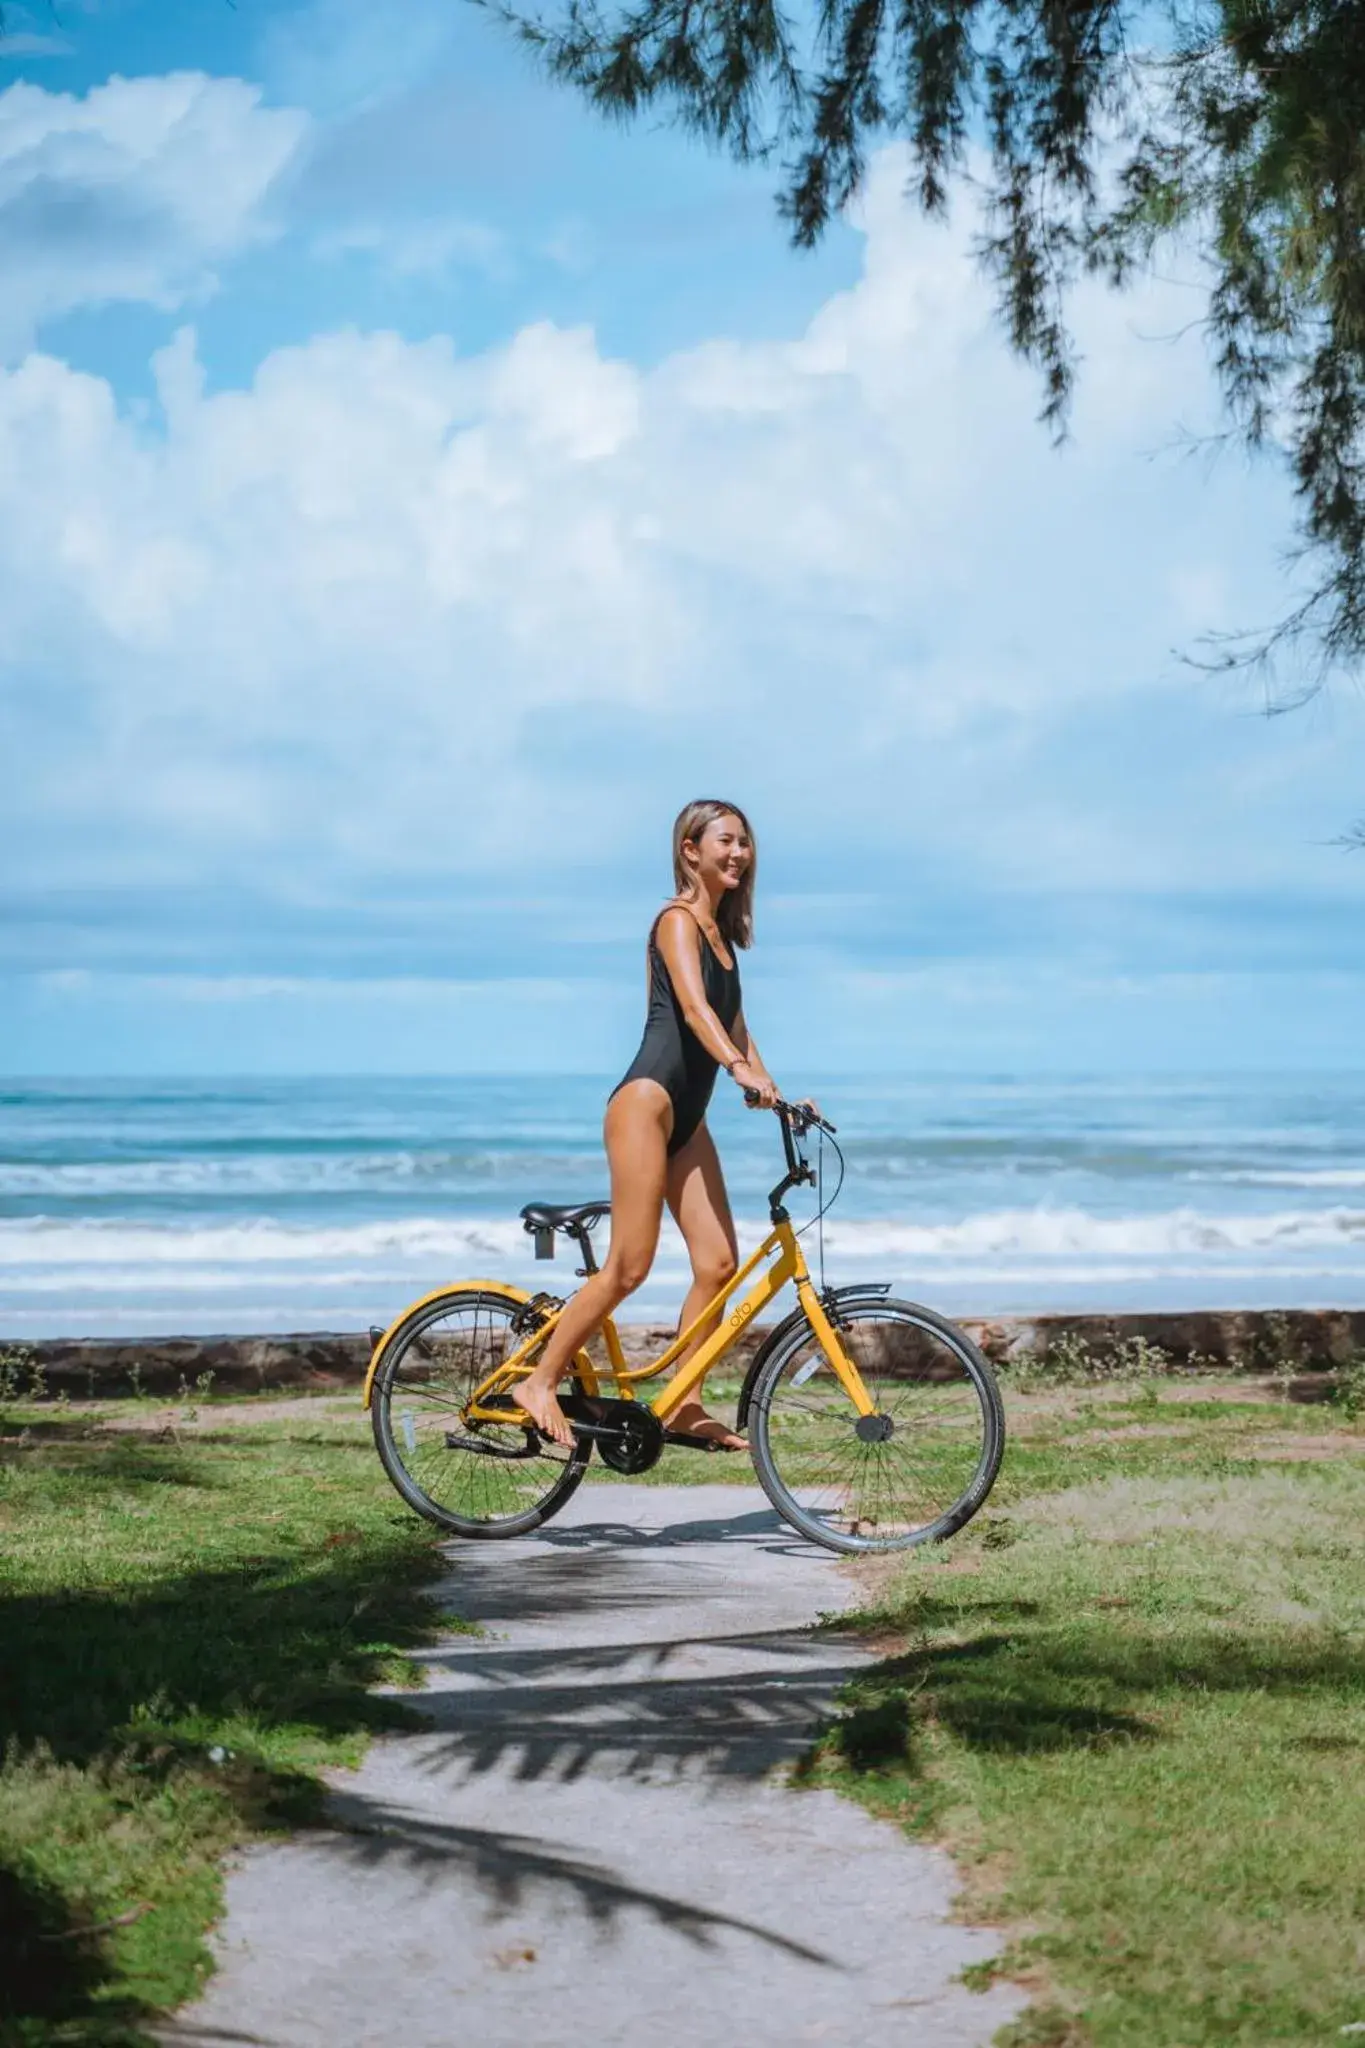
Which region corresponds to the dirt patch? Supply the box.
[1064,1416,1364,1451]
[1122,1379,1285,1406]
[1247,1434,1365,1463]
[1018,1469,1365,1547]
[1004,1378,1282,1424]
[40,1395,364,1437]
[1069,1421,1207,1443]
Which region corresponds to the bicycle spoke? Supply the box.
[374,1290,590,1536]
[751,1303,1004,1551]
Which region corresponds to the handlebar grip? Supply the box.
[741,1090,838,1136]
[780,1098,837,1135]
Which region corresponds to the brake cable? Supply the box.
[792,1113,846,1296]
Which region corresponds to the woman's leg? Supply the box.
[664,1120,747,1448]
[512,1080,670,1447]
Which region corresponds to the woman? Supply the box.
[513,798,782,1450]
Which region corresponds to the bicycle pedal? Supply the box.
[660,1428,743,1454]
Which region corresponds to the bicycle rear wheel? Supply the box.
[371,1287,592,1538]
[748,1298,1004,1553]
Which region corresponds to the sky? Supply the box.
[0,0,1363,1079]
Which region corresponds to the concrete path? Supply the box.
[162,1484,1024,2048]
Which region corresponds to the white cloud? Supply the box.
[0,72,307,356]
[37,970,591,1004]
[0,148,1352,914]
[0,31,73,59]
[258,0,460,117]
[0,3,72,59]
[313,214,507,279]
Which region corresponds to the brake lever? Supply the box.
[788,1101,838,1137]
[743,1090,838,1137]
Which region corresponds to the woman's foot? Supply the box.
[667,1399,748,1451]
[510,1378,576,1449]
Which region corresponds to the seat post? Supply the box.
[569,1223,599,1277]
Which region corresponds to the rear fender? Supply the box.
[362,1279,531,1409]
[735,1283,891,1428]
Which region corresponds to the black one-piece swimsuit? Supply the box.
[612,913,742,1155]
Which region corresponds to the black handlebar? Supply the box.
[742,1091,838,1137]
[740,1093,838,1216]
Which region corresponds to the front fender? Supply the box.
[361,1279,532,1409]
[734,1284,891,1428]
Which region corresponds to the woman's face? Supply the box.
[688,813,752,894]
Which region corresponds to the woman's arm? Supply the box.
[655,910,778,1107]
[732,1011,775,1087]
[736,1008,821,1119]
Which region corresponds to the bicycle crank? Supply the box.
[561,1394,665,1474]
[443,1427,544,1461]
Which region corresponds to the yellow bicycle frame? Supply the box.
[448,1210,878,1427]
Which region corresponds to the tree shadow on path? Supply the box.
[321,1793,839,1963]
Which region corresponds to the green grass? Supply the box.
[0,1397,447,2046]
[0,1373,760,2045]
[11,1374,1360,2047]
[804,1380,1365,2047]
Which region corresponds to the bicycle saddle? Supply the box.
[519,1200,610,1234]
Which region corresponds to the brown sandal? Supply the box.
[661,1423,749,1454]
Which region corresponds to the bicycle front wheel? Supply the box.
[371,1287,592,1538]
[748,1298,1004,1553]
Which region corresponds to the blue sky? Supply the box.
[1,0,1362,1078]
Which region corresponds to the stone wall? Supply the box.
[962,1306,1365,1373]
[5,1305,1364,1398]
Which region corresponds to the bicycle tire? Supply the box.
[371,1286,592,1538]
[748,1296,1005,1553]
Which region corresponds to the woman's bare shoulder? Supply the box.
[653,902,705,959]
[655,900,699,935]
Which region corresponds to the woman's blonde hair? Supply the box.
[671,799,757,949]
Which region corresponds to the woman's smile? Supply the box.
[701,817,752,889]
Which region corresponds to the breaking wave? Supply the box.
[5,1203,1365,1274]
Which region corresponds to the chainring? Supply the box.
[594,1400,665,1474]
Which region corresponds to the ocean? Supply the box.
[4,1074,1365,1336]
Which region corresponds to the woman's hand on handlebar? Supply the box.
[732,1059,779,1109]
[750,1091,837,1134]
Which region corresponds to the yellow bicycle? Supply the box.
[365,1101,1005,1554]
